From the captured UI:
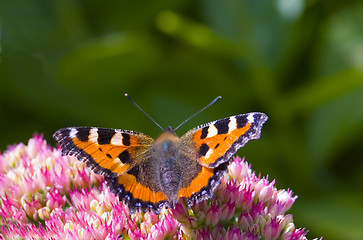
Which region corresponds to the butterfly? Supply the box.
[53,96,268,214]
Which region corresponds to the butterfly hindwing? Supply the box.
[105,161,170,214]
[181,112,268,168]
[53,127,154,178]
[175,157,230,207]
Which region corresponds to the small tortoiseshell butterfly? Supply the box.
[53,96,268,214]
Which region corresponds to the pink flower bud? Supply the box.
[171,199,189,221]
[205,203,222,227]
[226,225,242,240]
[195,228,213,240]
[46,189,65,209]
[235,184,254,210]
[263,217,283,240]
[218,180,239,203]
[220,200,235,222]
[228,157,251,182]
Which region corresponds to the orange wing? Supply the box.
[181,112,268,168]
[53,127,153,178]
[104,166,170,214]
[174,113,267,208]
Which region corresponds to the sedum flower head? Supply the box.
[0,134,319,239]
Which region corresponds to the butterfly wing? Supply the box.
[177,112,268,206]
[53,127,154,178]
[181,112,268,168]
[54,127,171,213]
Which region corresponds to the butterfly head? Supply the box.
[153,128,180,156]
[166,126,174,133]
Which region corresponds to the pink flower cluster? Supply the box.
[0,134,316,239]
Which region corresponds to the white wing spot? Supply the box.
[207,124,218,138]
[247,114,255,123]
[113,157,124,166]
[111,132,123,146]
[89,128,99,143]
[69,128,78,138]
[228,116,237,133]
[205,148,214,159]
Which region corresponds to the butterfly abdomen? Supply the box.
[159,157,182,202]
[152,131,183,202]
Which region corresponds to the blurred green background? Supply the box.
[1,0,363,239]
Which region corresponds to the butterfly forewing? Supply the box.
[53,127,153,178]
[180,112,268,168]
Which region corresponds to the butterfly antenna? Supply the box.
[125,93,165,131]
[174,96,221,131]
